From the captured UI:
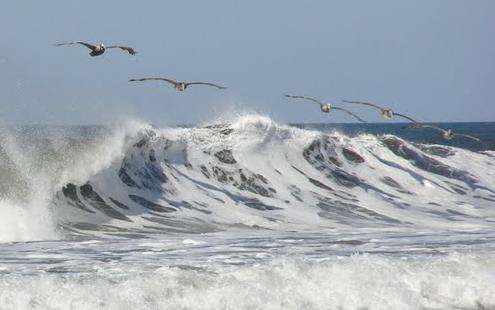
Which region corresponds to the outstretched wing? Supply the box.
[342,99,385,112]
[185,82,227,89]
[453,133,483,144]
[106,45,137,55]
[129,78,177,85]
[55,41,96,50]
[410,124,446,133]
[393,112,417,123]
[284,94,324,106]
[332,107,367,123]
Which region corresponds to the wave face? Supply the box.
[1,115,495,241]
[2,115,495,309]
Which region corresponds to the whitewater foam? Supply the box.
[1,115,495,309]
[0,252,494,310]
[1,115,494,241]
[0,134,59,241]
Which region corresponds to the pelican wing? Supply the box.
[106,45,137,55]
[284,94,324,106]
[129,78,177,85]
[453,133,482,144]
[393,112,417,123]
[342,99,385,112]
[56,41,96,50]
[332,107,367,123]
[185,82,227,89]
[411,124,446,133]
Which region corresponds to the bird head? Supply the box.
[444,129,454,140]
[320,104,332,113]
[382,110,393,119]
[175,83,186,91]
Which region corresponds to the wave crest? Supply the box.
[1,115,494,241]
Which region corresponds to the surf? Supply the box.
[1,114,494,242]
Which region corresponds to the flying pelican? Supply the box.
[411,124,482,143]
[129,78,227,92]
[56,41,137,56]
[284,94,366,123]
[342,100,417,123]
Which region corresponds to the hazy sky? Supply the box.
[0,0,493,125]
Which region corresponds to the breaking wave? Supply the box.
[1,115,495,241]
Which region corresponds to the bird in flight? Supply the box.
[342,100,417,123]
[129,78,227,92]
[410,124,482,144]
[56,41,137,57]
[284,94,366,123]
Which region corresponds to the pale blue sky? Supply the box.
[0,0,493,125]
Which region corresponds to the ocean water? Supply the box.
[0,115,494,309]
